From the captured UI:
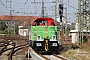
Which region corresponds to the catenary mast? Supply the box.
[78,0,90,45]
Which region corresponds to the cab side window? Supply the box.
[51,22,55,26]
[32,22,37,26]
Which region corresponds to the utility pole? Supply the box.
[78,0,90,46]
[65,7,67,39]
[31,1,60,18]
[59,1,63,37]
[28,15,31,59]
[54,1,57,21]
[6,0,12,35]
[6,0,12,8]
[6,0,16,35]
[31,0,45,18]
[42,0,44,18]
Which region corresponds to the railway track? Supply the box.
[0,38,29,60]
[43,54,67,60]
[0,36,68,60]
[29,47,68,60]
[9,44,28,60]
[0,39,68,60]
[0,39,15,60]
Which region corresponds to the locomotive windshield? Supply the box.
[32,18,56,26]
[51,22,55,26]
[32,20,48,26]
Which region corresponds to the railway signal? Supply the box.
[59,4,63,22]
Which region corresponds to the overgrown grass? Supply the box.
[61,49,76,59]
[81,43,90,52]
[62,48,90,60]
[61,43,90,60]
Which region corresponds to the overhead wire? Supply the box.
[63,2,78,10]
[0,0,78,18]
[34,3,42,15]
[0,0,30,16]
[0,0,9,11]
[31,0,43,15]
[0,0,22,15]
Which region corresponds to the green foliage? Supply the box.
[18,20,25,25]
[0,28,8,34]
[11,31,15,35]
[0,22,8,34]
[15,24,19,35]
[0,21,19,35]
[0,22,8,31]
[83,36,88,43]
[3,28,8,34]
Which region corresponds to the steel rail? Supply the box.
[0,44,28,55]
[53,54,67,60]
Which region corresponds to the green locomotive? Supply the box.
[30,18,62,53]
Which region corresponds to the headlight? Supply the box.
[50,35,56,41]
[37,35,40,40]
[36,43,42,46]
[53,35,56,40]
[52,43,57,46]
[37,35,44,41]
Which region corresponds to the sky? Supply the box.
[0,0,78,23]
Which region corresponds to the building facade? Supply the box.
[0,15,40,36]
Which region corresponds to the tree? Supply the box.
[0,21,8,32]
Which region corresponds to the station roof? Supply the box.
[0,15,40,26]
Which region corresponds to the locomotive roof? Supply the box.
[36,18,55,21]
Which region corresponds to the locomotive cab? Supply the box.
[30,18,62,53]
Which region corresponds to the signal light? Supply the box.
[59,4,63,22]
